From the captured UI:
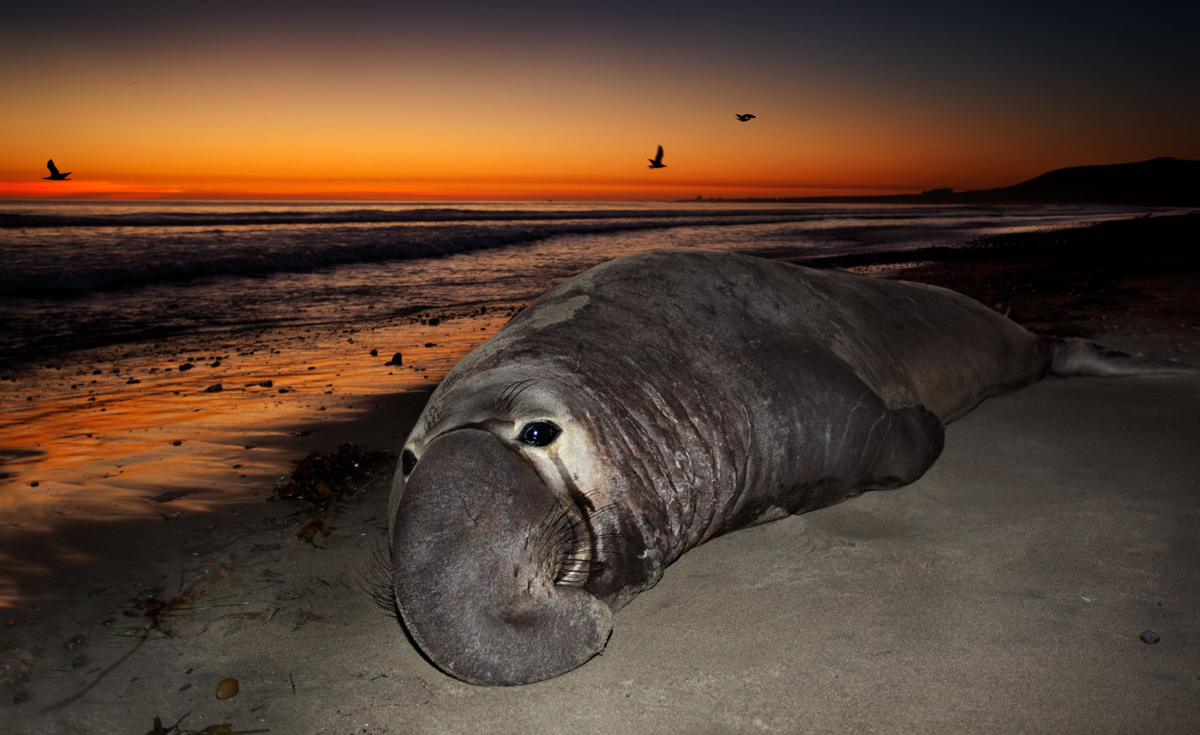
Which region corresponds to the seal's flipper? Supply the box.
[1046,337,1198,377]
[860,403,945,491]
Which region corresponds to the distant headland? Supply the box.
[691,157,1200,206]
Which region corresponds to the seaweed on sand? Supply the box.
[270,443,397,508]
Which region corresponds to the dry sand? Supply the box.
[3,216,1199,733]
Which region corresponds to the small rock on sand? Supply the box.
[62,633,87,651]
[216,677,239,700]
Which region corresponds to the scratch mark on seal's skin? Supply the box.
[856,412,891,484]
[838,390,875,466]
[461,498,482,527]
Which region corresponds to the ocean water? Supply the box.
[0,200,1155,370]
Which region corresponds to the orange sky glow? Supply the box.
[2,3,1197,201]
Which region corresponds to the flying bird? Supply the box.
[43,160,72,180]
[735,114,756,122]
[648,145,666,169]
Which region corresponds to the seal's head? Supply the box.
[390,370,613,685]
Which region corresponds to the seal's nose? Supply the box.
[391,428,612,685]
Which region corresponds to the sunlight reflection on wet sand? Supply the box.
[0,308,516,607]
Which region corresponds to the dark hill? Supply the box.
[704,157,1200,206]
[955,157,1200,206]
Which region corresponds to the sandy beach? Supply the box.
[3,214,1199,733]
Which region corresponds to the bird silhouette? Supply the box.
[43,160,72,180]
[648,145,666,169]
[735,114,756,122]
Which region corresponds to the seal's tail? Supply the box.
[1045,337,1199,377]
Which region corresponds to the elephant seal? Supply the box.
[388,249,1188,686]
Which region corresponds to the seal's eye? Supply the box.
[517,421,561,448]
[401,449,418,476]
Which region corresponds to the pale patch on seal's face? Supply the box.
[388,368,614,685]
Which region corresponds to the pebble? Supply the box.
[203,383,223,393]
[137,586,167,601]
[370,349,378,357]
[62,633,87,651]
[216,677,240,700]
[1140,630,1160,644]
[179,363,194,371]
[172,440,182,446]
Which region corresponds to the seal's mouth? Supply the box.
[390,428,612,686]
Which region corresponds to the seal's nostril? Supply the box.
[401,449,418,476]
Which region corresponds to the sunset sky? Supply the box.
[2,1,1197,200]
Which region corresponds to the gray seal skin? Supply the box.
[388,249,1182,686]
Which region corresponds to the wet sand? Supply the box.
[0,304,525,599]
[3,215,1199,733]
